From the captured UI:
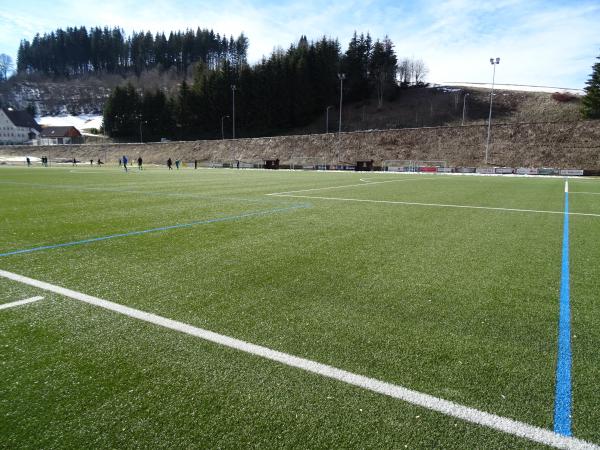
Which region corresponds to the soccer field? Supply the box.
[1,166,599,449]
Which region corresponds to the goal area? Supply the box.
[287,157,328,171]
[382,160,447,173]
[230,159,266,169]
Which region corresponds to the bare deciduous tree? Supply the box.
[397,57,429,86]
[412,59,429,85]
[0,54,14,81]
[397,58,411,85]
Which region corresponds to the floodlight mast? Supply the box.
[337,73,346,165]
[462,93,469,126]
[338,73,345,134]
[485,57,500,164]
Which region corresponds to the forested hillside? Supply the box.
[0,26,587,142]
[101,32,418,141]
[16,26,248,76]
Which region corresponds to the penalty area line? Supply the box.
[266,177,439,196]
[0,268,596,449]
[0,296,44,310]
[268,194,600,217]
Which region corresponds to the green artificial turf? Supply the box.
[1,166,598,448]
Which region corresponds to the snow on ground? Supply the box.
[36,114,103,131]
[436,82,584,94]
[0,156,42,163]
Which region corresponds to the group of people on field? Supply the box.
[118,155,144,172]
[25,156,49,167]
[166,158,182,170]
[119,156,185,171]
[26,154,198,171]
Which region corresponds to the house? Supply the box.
[0,107,41,145]
[37,126,83,145]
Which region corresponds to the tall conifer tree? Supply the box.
[582,54,600,119]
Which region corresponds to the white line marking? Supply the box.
[266,177,437,195]
[269,194,600,217]
[565,181,569,193]
[0,296,44,310]
[570,192,600,195]
[0,269,596,449]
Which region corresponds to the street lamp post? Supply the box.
[326,106,333,133]
[231,85,237,139]
[462,93,469,126]
[221,115,230,140]
[138,114,144,143]
[337,74,346,165]
[337,74,345,134]
[485,57,500,164]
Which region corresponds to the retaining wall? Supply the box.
[1,121,599,169]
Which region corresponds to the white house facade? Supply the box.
[0,108,41,145]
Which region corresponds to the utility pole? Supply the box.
[138,114,143,143]
[231,84,237,139]
[326,106,333,133]
[221,115,229,140]
[485,58,500,164]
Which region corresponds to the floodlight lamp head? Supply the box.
[490,58,494,64]
[338,73,346,80]
[496,57,500,64]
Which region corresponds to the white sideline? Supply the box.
[266,177,438,195]
[0,269,596,449]
[268,194,600,217]
[0,296,44,310]
[570,192,600,195]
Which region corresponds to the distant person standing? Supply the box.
[167,158,173,170]
[97,158,103,165]
[26,157,31,167]
[137,156,143,170]
[72,157,77,166]
[90,159,94,166]
[122,155,128,172]
[236,159,240,169]
[194,159,198,169]
[118,158,122,167]
[175,159,180,170]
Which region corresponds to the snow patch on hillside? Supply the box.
[438,82,584,94]
[36,114,103,131]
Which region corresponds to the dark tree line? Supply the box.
[104,32,405,141]
[582,52,600,119]
[17,26,248,76]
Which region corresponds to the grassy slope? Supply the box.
[290,87,582,135]
[1,167,598,447]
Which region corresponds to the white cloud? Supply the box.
[1,0,598,88]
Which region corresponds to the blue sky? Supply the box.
[1,0,599,89]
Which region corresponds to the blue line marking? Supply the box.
[554,183,572,436]
[0,205,309,258]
